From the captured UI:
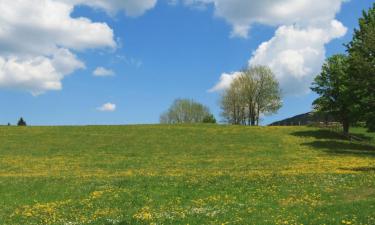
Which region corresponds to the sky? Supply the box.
[0,0,373,126]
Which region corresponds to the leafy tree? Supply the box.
[160,99,212,124]
[220,65,282,125]
[311,54,359,135]
[220,76,246,125]
[347,3,375,131]
[17,117,27,126]
[202,114,217,124]
[251,66,283,125]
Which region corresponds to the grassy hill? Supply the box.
[0,125,374,224]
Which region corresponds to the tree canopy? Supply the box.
[220,65,282,125]
[17,117,27,126]
[311,54,359,134]
[347,3,375,131]
[160,99,215,124]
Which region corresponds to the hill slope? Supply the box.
[269,112,335,126]
[0,125,374,224]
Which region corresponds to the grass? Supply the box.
[0,125,374,224]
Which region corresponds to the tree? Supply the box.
[160,99,212,124]
[220,65,282,125]
[17,117,27,126]
[347,3,375,131]
[220,76,246,125]
[203,114,217,124]
[311,54,359,135]
[251,66,283,125]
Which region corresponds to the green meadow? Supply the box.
[0,125,374,225]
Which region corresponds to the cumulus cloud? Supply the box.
[0,0,118,95]
[184,0,344,38]
[208,0,348,95]
[97,103,116,112]
[93,67,115,77]
[67,0,158,17]
[208,71,242,92]
[0,49,84,96]
[249,20,347,95]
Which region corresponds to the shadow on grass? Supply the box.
[291,129,346,140]
[339,167,375,172]
[292,129,374,142]
[350,133,374,142]
[302,140,375,157]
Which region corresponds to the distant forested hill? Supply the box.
[269,112,335,126]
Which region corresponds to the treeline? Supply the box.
[160,65,282,125]
[4,117,27,126]
[311,3,375,134]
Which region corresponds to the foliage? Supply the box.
[311,54,360,134]
[0,125,374,224]
[17,117,27,126]
[202,114,216,124]
[347,3,375,131]
[160,99,211,124]
[220,65,282,125]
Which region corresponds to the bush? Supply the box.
[17,118,27,126]
[203,114,216,124]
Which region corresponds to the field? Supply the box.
[0,125,374,225]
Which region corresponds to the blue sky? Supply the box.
[0,0,373,125]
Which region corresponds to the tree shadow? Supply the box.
[302,140,375,157]
[291,129,374,142]
[291,129,346,140]
[350,133,373,142]
[339,167,375,172]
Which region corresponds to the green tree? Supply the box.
[347,3,375,131]
[251,66,283,125]
[160,99,212,124]
[311,54,359,135]
[202,114,217,124]
[17,117,27,126]
[220,65,282,125]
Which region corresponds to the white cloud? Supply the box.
[64,0,157,17]
[184,0,344,38]
[97,102,116,112]
[208,71,242,92]
[0,0,117,95]
[208,0,348,95]
[0,49,85,96]
[93,67,115,77]
[249,20,347,95]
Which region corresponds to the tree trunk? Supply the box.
[342,119,350,136]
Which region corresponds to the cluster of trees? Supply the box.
[160,66,282,126]
[220,65,282,125]
[160,99,216,124]
[5,118,27,126]
[311,4,375,134]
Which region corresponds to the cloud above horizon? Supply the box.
[0,0,156,95]
[0,0,349,96]
[97,102,117,112]
[207,0,348,95]
[0,0,119,95]
[93,67,115,77]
